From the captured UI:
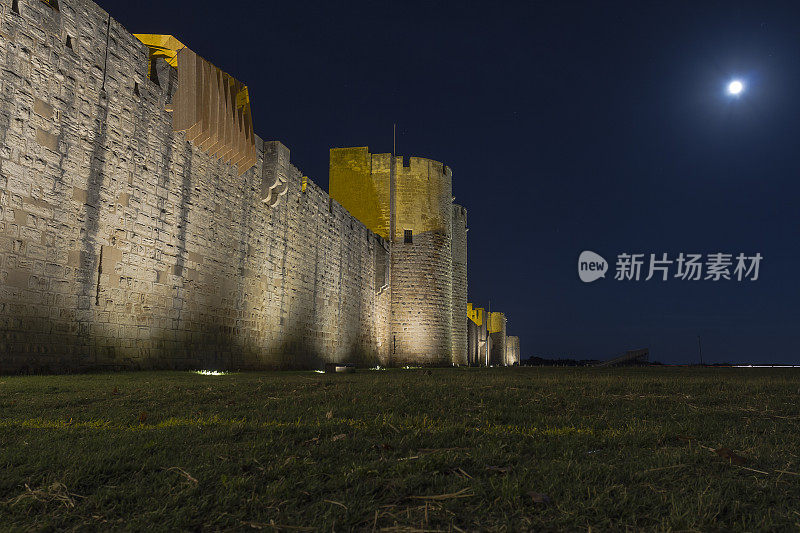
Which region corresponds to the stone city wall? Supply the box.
[0,0,389,372]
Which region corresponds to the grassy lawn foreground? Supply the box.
[0,367,799,531]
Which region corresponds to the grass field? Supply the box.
[0,367,799,531]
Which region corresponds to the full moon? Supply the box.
[728,80,744,95]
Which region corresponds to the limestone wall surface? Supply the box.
[505,336,520,365]
[393,156,452,238]
[488,312,507,366]
[467,318,489,366]
[328,147,390,240]
[389,230,452,365]
[0,0,389,372]
[389,156,455,364]
[451,204,467,364]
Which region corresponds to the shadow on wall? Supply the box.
[271,339,377,371]
[145,316,382,372]
[72,92,110,368]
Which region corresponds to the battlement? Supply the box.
[0,0,516,373]
[380,154,451,176]
[467,303,484,326]
[488,312,507,334]
[397,155,451,177]
[329,147,455,240]
[329,148,451,176]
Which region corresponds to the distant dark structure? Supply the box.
[522,356,600,367]
[595,348,650,367]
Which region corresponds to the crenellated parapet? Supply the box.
[0,0,517,372]
[329,148,454,242]
[392,154,453,241]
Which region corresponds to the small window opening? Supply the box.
[133,81,140,96]
[12,0,20,14]
[404,229,413,244]
[148,58,160,87]
[65,35,73,50]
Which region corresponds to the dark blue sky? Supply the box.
[106,0,800,364]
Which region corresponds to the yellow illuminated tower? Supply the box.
[330,147,468,365]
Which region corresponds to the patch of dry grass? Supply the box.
[0,367,798,531]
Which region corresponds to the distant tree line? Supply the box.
[521,356,666,367]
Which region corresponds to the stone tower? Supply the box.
[488,312,508,365]
[330,148,467,365]
[451,205,468,365]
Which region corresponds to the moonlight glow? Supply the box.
[727,80,744,95]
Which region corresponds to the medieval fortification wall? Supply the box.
[0,0,392,372]
[0,0,517,373]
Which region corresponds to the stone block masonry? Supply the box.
[488,312,507,366]
[0,0,390,372]
[451,204,467,364]
[0,0,518,373]
[506,336,520,365]
[329,149,468,365]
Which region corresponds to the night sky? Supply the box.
[105,1,800,364]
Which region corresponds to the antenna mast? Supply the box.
[697,335,704,366]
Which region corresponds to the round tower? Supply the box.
[488,312,507,365]
[389,156,453,365]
